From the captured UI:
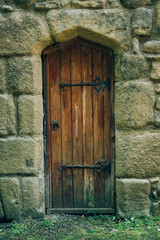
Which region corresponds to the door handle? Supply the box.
[53,120,59,129]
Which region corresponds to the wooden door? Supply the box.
[43,38,114,214]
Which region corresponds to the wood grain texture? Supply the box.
[43,38,114,211]
[47,54,52,208]
[82,46,94,208]
[71,43,84,207]
[92,48,105,208]
[103,53,111,208]
[50,51,62,207]
[61,46,73,208]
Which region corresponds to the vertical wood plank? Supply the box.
[82,46,94,208]
[61,46,73,208]
[71,43,83,207]
[92,48,105,208]
[103,52,112,208]
[50,51,62,207]
[46,54,52,208]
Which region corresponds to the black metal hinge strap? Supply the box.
[60,160,111,175]
[59,77,110,92]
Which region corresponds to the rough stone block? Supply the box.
[116,179,150,218]
[0,137,43,175]
[46,9,131,53]
[0,11,52,55]
[72,0,106,9]
[150,177,160,201]
[156,1,160,29]
[115,81,154,129]
[18,95,43,136]
[132,8,152,36]
[143,41,160,53]
[115,54,149,81]
[21,177,45,219]
[0,178,21,220]
[0,58,6,93]
[61,0,71,6]
[151,203,160,217]
[116,131,160,178]
[120,0,152,9]
[155,84,160,94]
[0,200,4,219]
[109,0,119,8]
[155,112,160,128]
[8,56,42,94]
[151,61,160,80]
[0,95,16,136]
[156,98,160,110]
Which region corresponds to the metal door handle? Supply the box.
[53,120,59,129]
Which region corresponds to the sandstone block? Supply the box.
[120,0,152,9]
[156,1,160,29]
[0,137,43,175]
[116,179,150,218]
[18,95,43,136]
[115,81,154,129]
[72,0,106,9]
[109,0,119,8]
[0,11,52,56]
[21,177,45,219]
[8,56,42,95]
[115,54,149,81]
[116,131,160,178]
[156,98,160,110]
[46,9,131,53]
[151,61,160,80]
[155,112,160,128]
[0,200,4,219]
[0,178,21,220]
[132,8,152,36]
[0,58,6,93]
[0,95,16,136]
[155,84,160,94]
[143,41,160,53]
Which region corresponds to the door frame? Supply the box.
[42,37,115,213]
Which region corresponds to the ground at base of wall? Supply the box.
[0,214,160,240]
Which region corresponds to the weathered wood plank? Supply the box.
[92,48,105,208]
[47,54,52,208]
[60,46,73,208]
[82,46,94,208]
[103,52,112,208]
[50,51,62,207]
[71,43,84,207]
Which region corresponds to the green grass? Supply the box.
[0,215,160,240]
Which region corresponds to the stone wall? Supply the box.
[0,0,160,220]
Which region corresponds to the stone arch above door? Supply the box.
[46,9,131,53]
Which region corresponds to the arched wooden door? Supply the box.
[43,38,114,214]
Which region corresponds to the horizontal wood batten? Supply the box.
[47,208,115,214]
